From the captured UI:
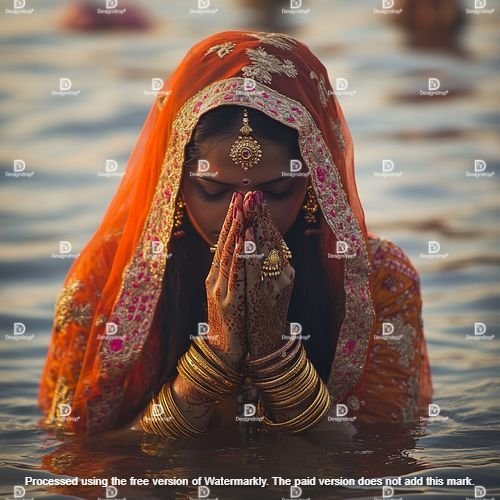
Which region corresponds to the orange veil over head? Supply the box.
[39,31,377,433]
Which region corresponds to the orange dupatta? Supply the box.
[39,31,430,433]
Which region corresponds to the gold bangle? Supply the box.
[161,383,207,437]
[252,348,307,389]
[246,333,296,368]
[263,362,317,410]
[262,379,331,433]
[194,337,241,382]
[263,357,312,395]
[177,355,224,400]
[185,347,236,389]
[247,339,302,377]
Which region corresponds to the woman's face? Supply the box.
[181,134,309,246]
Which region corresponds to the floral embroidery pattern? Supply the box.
[204,42,236,59]
[54,279,92,333]
[331,118,345,153]
[310,70,329,107]
[246,32,297,50]
[241,47,298,84]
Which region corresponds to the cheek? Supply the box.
[183,194,228,241]
[267,195,304,235]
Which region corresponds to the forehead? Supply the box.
[193,136,298,184]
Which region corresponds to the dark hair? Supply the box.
[156,106,342,390]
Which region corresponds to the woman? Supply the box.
[38,31,432,436]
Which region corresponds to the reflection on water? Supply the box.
[1,0,499,498]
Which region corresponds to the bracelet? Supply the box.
[246,330,295,368]
[194,336,241,383]
[140,383,207,438]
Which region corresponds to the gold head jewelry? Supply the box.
[229,108,263,171]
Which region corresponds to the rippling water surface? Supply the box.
[1,0,499,498]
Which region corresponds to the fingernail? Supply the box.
[249,193,255,210]
[255,191,263,204]
[233,204,239,219]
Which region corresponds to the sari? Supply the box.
[38,30,432,433]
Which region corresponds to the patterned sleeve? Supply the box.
[350,236,433,423]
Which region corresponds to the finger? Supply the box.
[209,192,241,278]
[217,193,244,297]
[242,191,257,224]
[228,222,245,294]
[244,224,261,297]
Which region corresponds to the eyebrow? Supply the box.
[195,175,291,187]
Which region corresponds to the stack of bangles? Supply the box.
[140,336,242,438]
[245,335,332,433]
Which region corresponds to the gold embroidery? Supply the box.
[46,377,73,426]
[54,279,92,333]
[310,70,329,108]
[156,90,173,112]
[246,32,297,50]
[331,118,345,153]
[242,47,298,84]
[204,42,236,59]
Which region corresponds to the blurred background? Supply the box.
[1,0,499,498]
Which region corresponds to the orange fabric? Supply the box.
[38,30,431,433]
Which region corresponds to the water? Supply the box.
[1,1,499,499]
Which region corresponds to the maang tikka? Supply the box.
[229,108,263,171]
